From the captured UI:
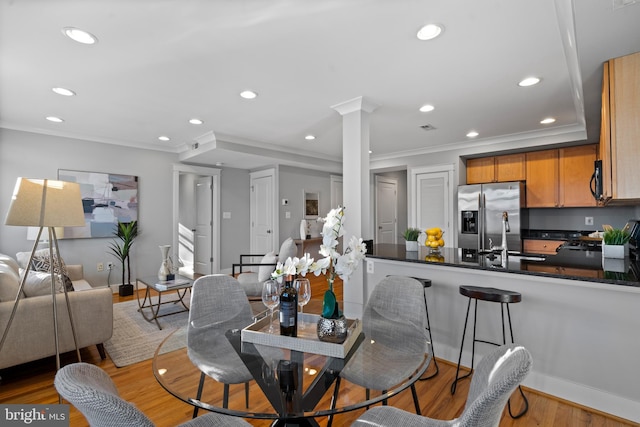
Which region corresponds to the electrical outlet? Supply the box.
[107,262,114,270]
[97,262,104,272]
[585,216,594,226]
[366,259,374,274]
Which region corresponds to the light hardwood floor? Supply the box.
[0,274,636,426]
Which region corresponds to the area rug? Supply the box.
[104,296,189,368]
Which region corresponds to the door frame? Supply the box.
[374,175,398,244]
[409,164,455,242]
[249,168,279,254]
[172,164,221,274]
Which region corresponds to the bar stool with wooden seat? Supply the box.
[411,277,439,380]
[450,285,528,418]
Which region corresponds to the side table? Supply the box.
[135,275,193,330]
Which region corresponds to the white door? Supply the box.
[375,176,398,244]
[250,170,276,254]
[414,171,451,245]
[194,176,213,275]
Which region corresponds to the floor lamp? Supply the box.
[1,178,86,376]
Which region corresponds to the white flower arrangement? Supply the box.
[271,206,367,318]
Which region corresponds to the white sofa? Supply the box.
[0,252,113,370]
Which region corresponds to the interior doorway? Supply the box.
[249,168,278,255]
[173,164,220,277]
[375,176,398,244]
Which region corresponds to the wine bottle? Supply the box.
[279,276,298,337]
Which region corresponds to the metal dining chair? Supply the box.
[350,344,532,427]
[55,362,252,427]
[187,275,254,417]
[328,275,431,426]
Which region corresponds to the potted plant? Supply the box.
[109,220,138,296]
[602,225,630,259]
[403,227,422,251]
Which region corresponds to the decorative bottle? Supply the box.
[279,275,298,337]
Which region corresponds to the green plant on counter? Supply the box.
[603,228,630,245]
[402,227,422,241]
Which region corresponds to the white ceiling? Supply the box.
[1,0,639,173]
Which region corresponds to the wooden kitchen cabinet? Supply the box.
[466,153,525,184]
[523,239,565,255]
[525,149,558,207]
[600,51,640,204]
[559,145,598,207]
[525,145,597,207]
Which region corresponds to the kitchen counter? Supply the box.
[367,244,640,287]
[363,244,640,421]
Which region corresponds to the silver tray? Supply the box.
[241,312,362,358]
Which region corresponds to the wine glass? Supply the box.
[262,280,280,333]
[294,278,311,328]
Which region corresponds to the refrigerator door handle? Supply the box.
[479,193,484,251]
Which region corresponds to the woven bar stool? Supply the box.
[411,277,439,380]
[450,285,528,418]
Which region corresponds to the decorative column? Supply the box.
[331,96,377,318]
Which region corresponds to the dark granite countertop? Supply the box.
[367,244,640,288]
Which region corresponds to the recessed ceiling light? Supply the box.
[369,150,373,154]
[158,136,170,141]
[46,116,64,123]
[62,27,98,44]
[419,104,435,113]
[240,90,257,99]
[417,24,444,41]
[518,77,541,87]
[52,87,76,96]
[305,135,315,140]
[540,117,556,124]
[466,131,479,138]
[189,118,204,125]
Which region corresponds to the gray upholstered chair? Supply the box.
[233,237,298,299]
[54,362,251,427]
[329,276,431,426]
[187,275,254,417]
[350,344,532,427]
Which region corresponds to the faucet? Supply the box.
[490,211,510,259]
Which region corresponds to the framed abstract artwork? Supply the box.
[57,169,138,239]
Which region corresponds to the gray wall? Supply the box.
[528,206,639,232]
[0,128,176,287]
[220,167,250,269]
[278,165,333,244]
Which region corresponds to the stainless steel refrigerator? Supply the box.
[457,182,528,253]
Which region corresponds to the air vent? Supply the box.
[420,124,436,131]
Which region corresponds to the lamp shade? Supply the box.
[5,178,85,227]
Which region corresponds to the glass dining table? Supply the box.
[153,305,430,427]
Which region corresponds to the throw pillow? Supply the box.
[21,270,65,297]
[0,264,22,302]
[0,253,20,275]
[29,251,74,292]
[278,237,298,263]
[258,251,277,282]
